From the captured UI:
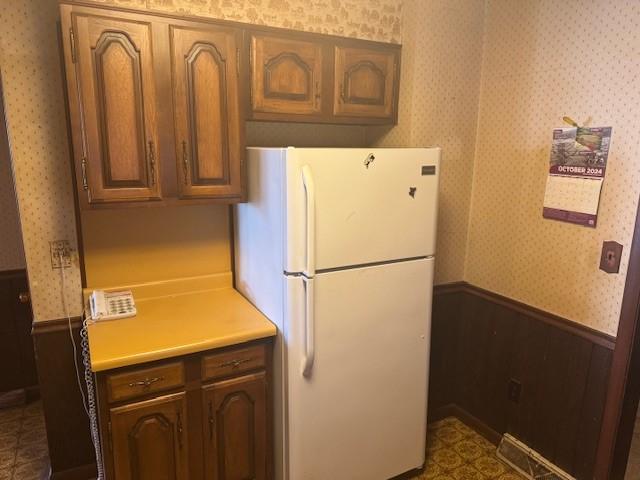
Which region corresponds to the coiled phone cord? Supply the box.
[59,251,105,480]
[80,320,105,480]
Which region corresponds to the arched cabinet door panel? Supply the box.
[333,45,398,120]
[110,392,189,480]
[250,34,323,116]
[170,24,244,200]
[71,13,161,203]
[203,372,268,480]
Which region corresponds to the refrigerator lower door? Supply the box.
[284,257,434,480]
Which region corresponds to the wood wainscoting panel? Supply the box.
[32,317,97,479]
[430,282,614,480]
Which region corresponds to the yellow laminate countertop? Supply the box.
[86,286,276,372]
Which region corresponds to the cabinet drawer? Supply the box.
[202,344,266,381]
[106,361,185,403]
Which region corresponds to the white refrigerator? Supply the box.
[235,147,440,480]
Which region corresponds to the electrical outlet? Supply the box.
[50,240,72,269]
[600,241,623,274]
[508,379,522,403]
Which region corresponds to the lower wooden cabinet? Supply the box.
[110,393,189,480]
[203,372,268,480]
[96,339,273,480]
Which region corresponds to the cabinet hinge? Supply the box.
[80,156,89,191]
[107,421,113,451]
[236,47,240,77]
[69,27,77,63]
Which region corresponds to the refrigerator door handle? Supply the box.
[302,276,315,377]
[301,165,316,277]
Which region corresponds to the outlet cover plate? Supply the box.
[508,379,522,403]
[50,240,72,269]
[600,241,623,274]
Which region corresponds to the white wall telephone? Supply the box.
[89,290,137,321]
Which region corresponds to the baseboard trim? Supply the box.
[430,403,502,446]
[49,463,96,480]
[0,268,27,279]
[434,281,616,350]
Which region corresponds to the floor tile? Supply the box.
[12,458,49,480]
[0,409,22,426]
[0,420,21,437]
[0,435,18,453]
[0,398,49,480]
[451,464,487,480]
[21,402,42,419]
[496,473,524,480]
[436,425,467,445]
[473,456,508,477]
[15,443,49,466]
[453,440,485,462]
[422,417,524,480]
[20,416,45,432]
[431,448,466,470]
[18,428,47,448]
[0,448,15,470]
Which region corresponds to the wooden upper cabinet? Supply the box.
[70,12,161,203]
[203,372,268,480]
[110,392,189,480]
[333,45,398,120]
[250,34,323,116]
[170,24,243,200]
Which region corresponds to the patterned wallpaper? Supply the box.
[368,0,486,285]
[0,0,393,322]
[465,0,640,335]
[0,110,25,271]
[3,0,636,334]
[84,0,401,43]
[0,0,83,320]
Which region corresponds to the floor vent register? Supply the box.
[497,434,575,480]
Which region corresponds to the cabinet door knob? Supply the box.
[18,292,30,304]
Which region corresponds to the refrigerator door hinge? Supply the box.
[69,27,77,63]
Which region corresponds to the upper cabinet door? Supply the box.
[250,34,323,116]
[72,13,161,203]
[333,46,398,120]
[170,24,244,200]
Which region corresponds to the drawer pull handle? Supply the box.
[128,376,164,390]
[219,357,254,369]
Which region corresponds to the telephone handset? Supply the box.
[89,290,137,321]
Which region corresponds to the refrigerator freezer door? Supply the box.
[284,257,434,480]
[284,147,439,273]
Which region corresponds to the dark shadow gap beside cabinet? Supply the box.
[0,269,37,393]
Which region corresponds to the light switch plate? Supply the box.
[600,241,623,274]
